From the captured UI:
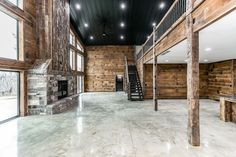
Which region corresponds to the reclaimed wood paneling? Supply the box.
[234,60,236,96]
[208,60,234,100]
[85,46,134,92]
[143,64,211,99]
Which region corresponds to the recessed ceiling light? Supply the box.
[165,60,169,62]
[120,3,126,10]
[204,59,208,62]
[185,59,188,62]
[84,23,89,28]
[76,3,81,10]
[205,48,212,52]
[152,22,156,27]
[90,36,94,40]
[120,35,124,40]
[159,2,166,9]
[120,22,125,28]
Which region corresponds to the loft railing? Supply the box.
[155,0,186,41]
[136,0,187,60]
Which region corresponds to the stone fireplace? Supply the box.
[27,59,78,115]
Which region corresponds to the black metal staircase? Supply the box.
[127,65,143,101]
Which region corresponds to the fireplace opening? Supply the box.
[58,80,68,100]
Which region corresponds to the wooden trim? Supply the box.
[0,58,30,70]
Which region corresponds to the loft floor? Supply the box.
[0,92,236,157]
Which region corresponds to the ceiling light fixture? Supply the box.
[120,22,125,28]
[165,60,169,62]
[159,2,166,9]
[120,35,124,40]
[90,36,94,40]
[204,59,208,62]
[120,3,126,10]
[152,22,156,27]
[185,59,188,62]
[205,48,212,52]
[84,23,89,28]
[76,3,81,10]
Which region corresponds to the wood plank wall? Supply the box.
[234,60,236,96]
[208,60,234,100]
[85,46,134,92]
[143,60,235,99]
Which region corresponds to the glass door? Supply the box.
[0,71,19,123]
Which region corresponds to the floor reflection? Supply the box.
[0,119,18,157]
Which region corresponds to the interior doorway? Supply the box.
[115,75,123,91]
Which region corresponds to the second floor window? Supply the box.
[0,11,18,60]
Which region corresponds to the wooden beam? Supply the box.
[186,0,200,146]
[20,71,27,116]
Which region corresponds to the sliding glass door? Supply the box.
[0,71,19,123]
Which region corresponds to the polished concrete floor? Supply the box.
[0,92,236,157]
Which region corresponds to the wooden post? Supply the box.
[186,0,200,146]
[20,71,28,116]
[152,28,158,111]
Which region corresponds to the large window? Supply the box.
[70,28,85,94]
[77,76,84,93]
[70,30,75,46]
[0,11,18,60]
[0,71,19,123]
[77,42,84,52]
[70,50,74,70]
[77,54,84,72]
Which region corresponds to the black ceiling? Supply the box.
[70,0,174,46]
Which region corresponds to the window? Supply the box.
[70,50,74,70]
[0,11,18,60]
[7,0,22,9]
[77,42,84,52]
[77,54,83,72]
[77,76,84,93]
[0,71,19,122]
[7,0,18,6]
[70,31,75,46]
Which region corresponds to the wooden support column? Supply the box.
[20,71,28,116]
[186,0,200,146]
[152,29,158,111]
